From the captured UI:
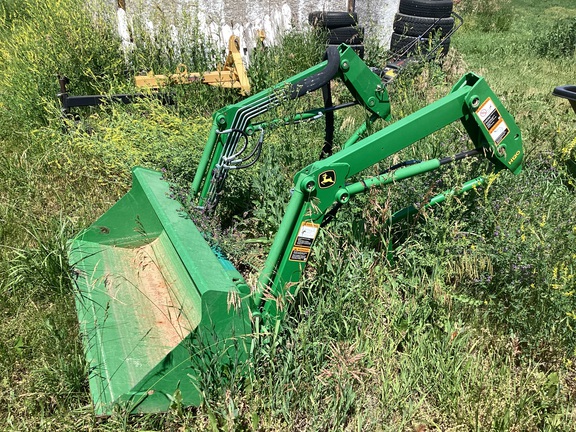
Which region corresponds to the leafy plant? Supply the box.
[534,18,576,59]
[456,0,514,32]
[2,217,75,298]
[0,0,123,134]
[249,30,325,93]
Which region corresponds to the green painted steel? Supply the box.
[70,167,252,414]
[70,47,524,415]
[337,159,442,201]
[257,72,523,320]
[390,177,487,224]
[191,45,391,206]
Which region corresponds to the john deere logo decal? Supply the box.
[318,170,336,188]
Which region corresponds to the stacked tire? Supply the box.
[390,0,454,59]
[309,11,365,59]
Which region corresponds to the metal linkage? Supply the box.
[203,91,285,210]
[57,75,173,119]
[199,45,384,211]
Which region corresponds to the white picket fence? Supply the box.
[114,0,399,64]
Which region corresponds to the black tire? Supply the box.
[393,13,454,37]
[309,11,358,29]
[390,32,450,57]
[327,26,364,45]
[399,0,453,18]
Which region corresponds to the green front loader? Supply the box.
[69,45,523,414]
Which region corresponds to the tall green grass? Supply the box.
[1,0,576,430]
[0,0,122,134]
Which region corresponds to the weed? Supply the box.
[2,0,576,429]
[125,1,220,75]
[456,0,514,32]
[249,30,325,93]
[55,99,212,184]
[2,217,75,298]
[0,0,123,134]
[457,159,576,357]
[534,18,576,59]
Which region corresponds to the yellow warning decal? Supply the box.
[289,247,310,262]
[476,98,510,145]
[289,222,320,262]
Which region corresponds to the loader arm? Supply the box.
[190,45,391,211]
[69,46,523,414]
[256,72,522,320]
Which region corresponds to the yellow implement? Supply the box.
[135,36,250,95]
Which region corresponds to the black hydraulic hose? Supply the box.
[381,159,422,174]
[232,129,266,169]
[216,128,250,162]
[290,46,340,99]
[438,148,481,165]
[319,101,358,112]
[320,82,335,159]
[321,202,342,227]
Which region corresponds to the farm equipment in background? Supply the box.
[309,10,365,58]
[57,76,171,118]
[379,0,463,84]
[554,85,576,114]
[69,44,523,414]
[134,35,251,95]
[553,85,576,176]
[58,36,249,118]
[383,11,463,84]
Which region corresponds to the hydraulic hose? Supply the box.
[289,46,340,99]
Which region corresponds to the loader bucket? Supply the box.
[69,167,253,415]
